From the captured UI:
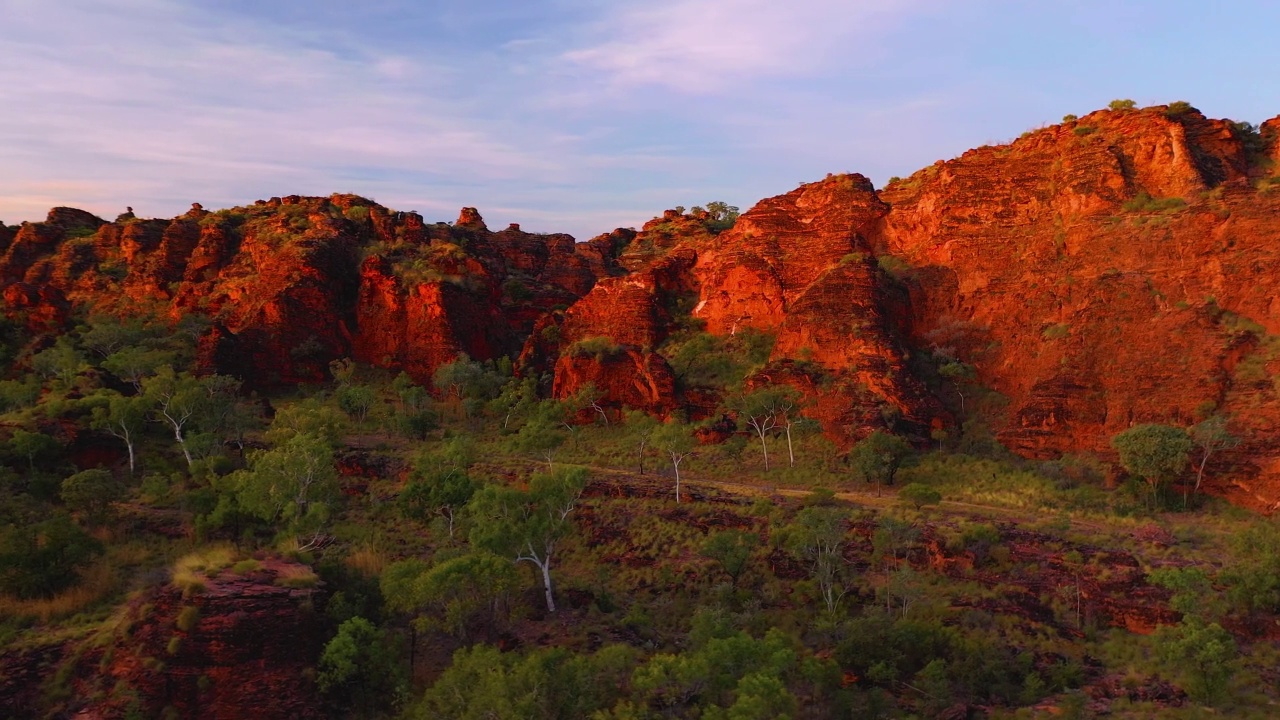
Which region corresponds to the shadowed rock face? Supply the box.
[4,105,1280,506]
[84,558,327,720]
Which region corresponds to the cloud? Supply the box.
[562,0,927,91]
[0,0,579,227]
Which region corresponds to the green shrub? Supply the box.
[1072,126,1096,137]
[568,336,624,360]
[1108,98,1137,111]
[1122,192,1187,213]
[1165,101,1195,117]
[898,483,942,510]
[1062,114,1078,123]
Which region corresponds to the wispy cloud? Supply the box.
[561,0,928,91]
[0,0,588,228]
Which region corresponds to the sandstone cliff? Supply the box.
[4,102,1280,506]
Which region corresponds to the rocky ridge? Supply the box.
[3,104,1280,506]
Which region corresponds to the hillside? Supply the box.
[4,102,1280,719]
[3,104,1278,508]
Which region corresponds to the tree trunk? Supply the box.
[539,560,556,613]
[786,424,795,468]
[126,440,136,476]
[757,430,770,471]
[638,440,647,475]
[673,457,681,503]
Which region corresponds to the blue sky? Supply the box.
[1,0,1277,240]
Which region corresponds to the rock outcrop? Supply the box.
[877,105,1280,507]
[80,557,327,720]
[5,103,1280,506]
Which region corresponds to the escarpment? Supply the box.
[4,103,1280,506]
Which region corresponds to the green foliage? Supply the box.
[701,529,760,587]
[1221,522,1280,613]
[1062,113,1079,122]
[266,397,348,447]
[175,605,200,632]
[848,431,912,493]
[1156,617,1237,705]
[317,616,406,715]
[231,432,338,538]
[468,467,588,612]
[60,469,123,524]
[1108,98,1137,111]
[1121,192,1187,213]
[412,551,519,639]
[416,644,637,720]
[701,201,741,232]
[31,337,86,386]
[1165,100,1196,117]
[1111,423,1191,502]
[1072,125,1096,136]
[728,385,801,472]
[777,506,850,614]
[567,335,624,360]
[661,328,775,391]
[898,483,942,511]
[7,429,61,477]
[399,470,476,538]
[0,514,102,599]
[336,385,376,423]
[511,401,569,469]
[632,628,801,714]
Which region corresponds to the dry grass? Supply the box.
[274,565,320,589]
[344,545,388,578]
[0,561,117,623]
[171,545,238,596]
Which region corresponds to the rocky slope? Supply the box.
[3,103,1280,506]
[876,105,1280,508]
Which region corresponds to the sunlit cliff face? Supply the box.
[2,105,1278,507]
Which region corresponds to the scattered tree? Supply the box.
[1111,423,1192,507]
[701,529,759,587]
[730,386,801,472]
[898,483,942,511]
[233,432,339,544]
[849,431,912,497]
[778,506,850,614]
[469,467,588,613]
[60,469,123,525]
[89,392,151,475]
[1189,416,1238,502]
[653,422,697,503]
[624,409,660,475]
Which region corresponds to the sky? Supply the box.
[1,0,1278,240]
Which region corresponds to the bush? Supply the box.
[898,483,942,510]
[0,514,103,599]
[1165,101,1196,117]
[568,336,624,360]
[1062,114,1078,122]
[1072,126,1096,137]
[1108,98,1137,111]
[1122,192,1187,213]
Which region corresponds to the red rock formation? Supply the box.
[84,558,326,720]
[877,105,1280,508]
[5,103,1280,505]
